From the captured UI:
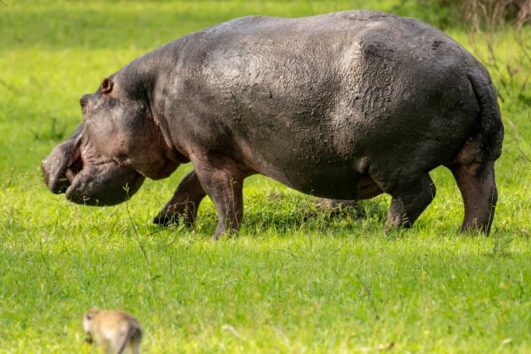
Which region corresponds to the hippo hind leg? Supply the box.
[384,173,436,229]
[447,161,497,234]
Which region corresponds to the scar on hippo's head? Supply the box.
[100,78,113,94]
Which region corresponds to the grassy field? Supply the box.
[0,1,530,353]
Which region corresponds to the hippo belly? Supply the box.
[167,13,479,200]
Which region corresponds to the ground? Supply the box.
[0,1,529,353]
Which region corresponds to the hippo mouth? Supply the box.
[42,125,145,206]
[63,159,145,206]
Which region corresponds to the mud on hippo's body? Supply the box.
[42,11,504,239]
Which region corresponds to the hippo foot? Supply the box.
[154,170,207,227]
[153,209,194,227]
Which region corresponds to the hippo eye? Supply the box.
[100,78,113,94]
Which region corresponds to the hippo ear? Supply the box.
[100,78,113,94]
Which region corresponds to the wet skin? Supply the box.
[42,11,503,239]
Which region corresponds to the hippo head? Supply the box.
[42,73,181,206]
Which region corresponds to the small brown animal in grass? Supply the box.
[83,309,143,354]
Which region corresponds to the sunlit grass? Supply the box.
[0,1,529,353]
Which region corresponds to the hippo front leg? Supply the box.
[154,170,206,227]
[193,157,247,240]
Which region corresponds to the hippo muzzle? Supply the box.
[42,125,145,206]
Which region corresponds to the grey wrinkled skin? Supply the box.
[42,11,504,238]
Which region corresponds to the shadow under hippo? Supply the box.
[42,10,504,239]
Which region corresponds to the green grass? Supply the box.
[0,1,530,353]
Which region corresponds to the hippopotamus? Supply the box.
[42,11,504,239]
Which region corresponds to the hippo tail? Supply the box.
[466,69,504,162]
